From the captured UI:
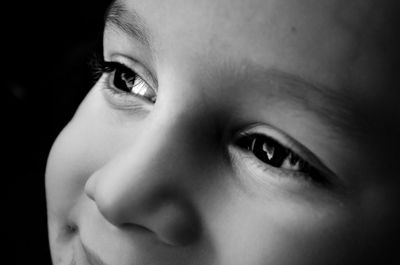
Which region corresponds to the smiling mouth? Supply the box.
[81,242,111,265]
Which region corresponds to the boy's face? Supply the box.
[46,0,399,264]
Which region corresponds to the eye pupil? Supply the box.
[237,134,288,167]
[114,67,137,92]
[254,136,287,167]
[261,142,275,160]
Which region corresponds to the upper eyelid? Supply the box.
[233,123,300,155]
[105,53,158,90]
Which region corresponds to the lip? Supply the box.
[81,241,111,265]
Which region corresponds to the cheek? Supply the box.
[45,89,115,219]
[206,186,356,265]
[45,120,101,219]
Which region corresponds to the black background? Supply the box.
[4,1,110,264]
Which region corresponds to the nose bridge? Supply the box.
[85,107,209,245]
[89,112,191,219]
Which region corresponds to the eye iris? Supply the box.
[114,67,137,92]
[250,135,288,167]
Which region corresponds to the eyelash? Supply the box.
[234,131,331,187]
[90,54,157,104]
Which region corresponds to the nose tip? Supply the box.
[82,115,206,247]
[84,171,202,246]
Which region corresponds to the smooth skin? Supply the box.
[46,0,399,264]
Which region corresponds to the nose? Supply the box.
[84,113,204,246]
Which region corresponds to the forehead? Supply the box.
[116,0,390,91]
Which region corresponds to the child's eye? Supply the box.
[234,132,330,187]
[91,54,157,105]
[105,61,157,104]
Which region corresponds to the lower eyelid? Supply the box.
[229,146,323,188]
[246,151,305,179]
[230,146,283,177]
[229,148,315,193]
[97,74,152,113]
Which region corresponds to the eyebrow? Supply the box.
[221,61,359,137]
[105,0,151,47]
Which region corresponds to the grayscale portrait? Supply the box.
[6,0,400,264]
